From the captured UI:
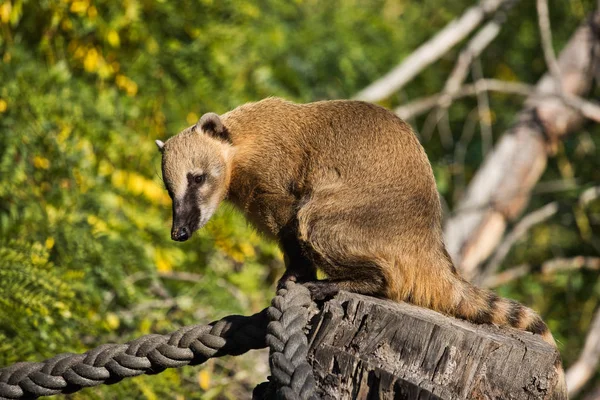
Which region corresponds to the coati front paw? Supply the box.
[277,269,317,291]
[303,281,339,301]
[277,273,298,291]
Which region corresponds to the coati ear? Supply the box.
[155,139,165,153]
[196,113,231,143]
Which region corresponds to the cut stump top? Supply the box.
[307,291,561,400]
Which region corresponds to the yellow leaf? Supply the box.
[125,80,138,97]
[133,378,157,400]
[115,74,138,95]
[186,112,199,125]
[107,30,120,48]
[198,370,211,390]
[45,237,55,250]
[155,250,172,273]
[111,169,169,205]
[57,123,72,144]
[0,2,11,24]
[87,5,97,19]
[61,18,72,31]
[240,242,256,258]
[73,45,86,59]
[106,312,120,330]
[33,156,50,169]
[139,318,152,335]
[127,173,145,195]
[70,0,88,14]
[115,74,127,88]
[84,48,99,72]
[0,99,7,113]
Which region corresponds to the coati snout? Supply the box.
[156,113,233,242]
[170,175,204,242]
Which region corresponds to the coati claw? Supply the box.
[302,281,339,301]
[277,274,298,291]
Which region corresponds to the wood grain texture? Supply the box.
[307,291,561,399]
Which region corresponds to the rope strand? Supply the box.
[0,282,319,400]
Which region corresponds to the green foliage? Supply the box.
[1,0,599,398]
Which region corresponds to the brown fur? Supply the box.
[159,98,565,397]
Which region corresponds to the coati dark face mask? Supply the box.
[156,113,232,242]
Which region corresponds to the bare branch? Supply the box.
[395,79,533,119]
[395,78,600,122]
[419,4,517,143]
[354,0,510,102]
[567,307,600,397]
[543,256,600,275]
[482,264,530,288]
[580,186,600,207]
[536,0,563,92]
[444,20,504,96]
[443,1,518,98]
[482,256,600,288]
[453,108,480,201]
[534,179,580,194]
[478,202,558,284]
[472,59,493,155]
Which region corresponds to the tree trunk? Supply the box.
[307,291,562,399]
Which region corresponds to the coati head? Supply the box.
[156,113,233,242]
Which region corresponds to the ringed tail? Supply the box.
[452,279,556,347]
[449,278,567,399]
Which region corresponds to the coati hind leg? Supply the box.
[301,261,388,301]
[292,193,392,301]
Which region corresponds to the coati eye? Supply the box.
[194,174,207,185]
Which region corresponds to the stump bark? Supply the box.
[306,291,562,399]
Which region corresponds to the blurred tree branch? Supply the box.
[477,201,558,285]
[482,256,600,288]
[395,79,600,122]
[536,0,563,92]
[580,186,600,207]
[354,0,513,102]
[416,2,518,146]
[443,10,600,280]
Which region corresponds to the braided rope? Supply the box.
[0,310,268,399]
[265,281,319,400]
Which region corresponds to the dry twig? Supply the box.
[395,79,600,122]
[580,186,600,207]
[483,256,600,288]
[478,202,558,284]
[443,18,505,96]
[536,0,563,92]
[472,59,493,155]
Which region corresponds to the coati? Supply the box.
[157,98,565,396]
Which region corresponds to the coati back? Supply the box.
[157,98,565,397]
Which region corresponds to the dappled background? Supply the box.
[1,0,599,398]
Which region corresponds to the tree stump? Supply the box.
[307,291,562,399]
